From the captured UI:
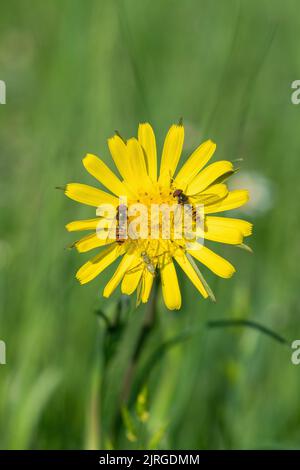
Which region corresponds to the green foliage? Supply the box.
[121,387,167,449]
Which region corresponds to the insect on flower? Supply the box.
[173,188,189,205]
[63,121,253,310]
[115,204,128,245]
[140,251,156,276]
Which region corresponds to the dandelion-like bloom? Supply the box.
[64,122,252,310]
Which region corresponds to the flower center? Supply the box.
[119,182,199,262]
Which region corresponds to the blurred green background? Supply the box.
[1,0,300,450]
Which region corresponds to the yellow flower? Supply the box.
[64,122,252,310]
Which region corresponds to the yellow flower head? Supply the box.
[64,122,252,310]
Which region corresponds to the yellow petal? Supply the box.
[160,258,181,310]
[221,217,253,237]
[187,161,233,195]
[193,183,228,205]
[186,185,228,232]
[66,218,101,232]
[175,140,216,187]
[204,190,249,214]
[141,270,154,303]
[126,138,151,188]
[138,123,157,181]
[73,233,114,253]
[205,216,252,244]
[204,217,243,245]
[82,154,126,196]
[174,252,208,298]
[108,134,134,183]
[189,245,235,278]
[159,123,184,185]
[65,183,118,207]
[76,244,122,285]
[121,262,143,295]
[103,252,137,297]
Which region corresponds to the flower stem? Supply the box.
[112,276,160,443]
[121,276,159,404]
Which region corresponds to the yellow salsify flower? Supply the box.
[64,122,252,310]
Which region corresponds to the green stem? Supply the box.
[206,319,289,345]
[120,276,159,404]
[112,276,160,444]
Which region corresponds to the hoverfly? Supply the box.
[124,247,157,306]
[172,188,200,223]
[140,251,156,275]
[127,244,158,277]
[173,188,189,205]
[136,247,172,306]
[94,203,128,244]
[172,185,228,223]
[171,160,236,214]
[115,204,128,245]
